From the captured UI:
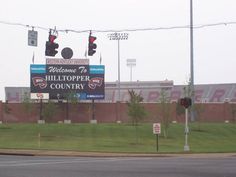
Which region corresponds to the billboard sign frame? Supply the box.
[30,59,105,100]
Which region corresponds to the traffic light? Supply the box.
[45,33,59,57]
[88,33,97,56]
[179,97,192,109]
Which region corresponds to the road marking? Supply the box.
[0,157,151,167]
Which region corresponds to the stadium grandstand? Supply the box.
[5,80,236,103]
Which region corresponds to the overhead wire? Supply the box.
[1,20,236,34]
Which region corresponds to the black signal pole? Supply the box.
[39,99,43,120]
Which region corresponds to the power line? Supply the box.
[1,20,236,34]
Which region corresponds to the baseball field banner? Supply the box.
[30,62,105,100]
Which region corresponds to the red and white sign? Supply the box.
[31,93,49,100]
[153,123,161,134]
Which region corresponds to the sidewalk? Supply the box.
[0,149,236,158]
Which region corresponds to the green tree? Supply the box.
[4,102,11,114]
[65,92,79,104]
[22,92,33,116]
[64,92,79,120]
[127,90,147,125]
[230,103,236,123]
[176,101,185,120]
[159,89,171,138]
[127,90,147,143]
[42,101,58,122]
[194,103,205,131]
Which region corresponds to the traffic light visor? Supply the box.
[89,36,96,43]
[49,35,57,43]
[180,97,192,108]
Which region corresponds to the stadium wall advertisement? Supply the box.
[5,82,236,103]
[30,60,105,100]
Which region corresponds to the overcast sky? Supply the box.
[0,0,236,101]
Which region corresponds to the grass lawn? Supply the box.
[0,123,235,153]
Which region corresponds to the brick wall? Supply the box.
[0,102,235,123]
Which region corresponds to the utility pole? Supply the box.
[190,0,195,121]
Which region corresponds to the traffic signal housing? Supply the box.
[88,34,97,56]
[45,34,59,57]
[179,97,192,109]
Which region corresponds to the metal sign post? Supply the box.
[184,108,190,151]
[153,123,161,152]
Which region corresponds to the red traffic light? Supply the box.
[89,36,96,43]
[45,34,59,57]
[88,34,97,56]
[179,97,192,108]
[45,41,59,56]
[49,35,57,43]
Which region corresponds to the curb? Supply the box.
[0,149,173,157]
[0,149,236,158]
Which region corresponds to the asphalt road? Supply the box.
[0,155,236,177]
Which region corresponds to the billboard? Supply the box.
[30,60,105,100]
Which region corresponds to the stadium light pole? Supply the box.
[126,59,136,82]
[108,33,129,102]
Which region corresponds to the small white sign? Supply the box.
[31,93,49,100]
[46,58,89,65]
[153,123,161,134]
[127,59,136,66]
[28,30,38,47]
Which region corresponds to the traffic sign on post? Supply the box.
[153,123,161,134]
[28,30,38,47]
[153,123,161,152]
